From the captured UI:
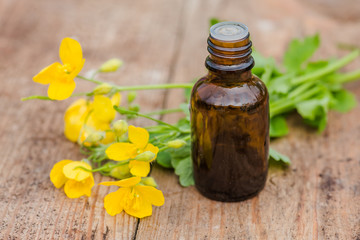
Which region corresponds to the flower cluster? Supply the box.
[32,38,166,219]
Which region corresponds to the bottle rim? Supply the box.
[210,22,249,42]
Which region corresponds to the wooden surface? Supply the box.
[0,0,360,239]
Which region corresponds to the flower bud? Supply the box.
[99,58,123,72]
[93,83,113,95]
[113,120,128,136]
[167,139,187,149]
[140,177,158,187]
[109,164,131,179]
[135,151,155,162]
[127,91,137,103]
[84,131,104,144]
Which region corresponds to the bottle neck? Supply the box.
[207,69,253,83]
[205,32,254,75]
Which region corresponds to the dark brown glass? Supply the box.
[190,22,269,202]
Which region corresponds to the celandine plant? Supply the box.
[24,28,360,218]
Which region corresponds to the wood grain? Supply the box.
[0,0,359,239]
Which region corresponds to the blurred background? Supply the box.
[2,0,360,114]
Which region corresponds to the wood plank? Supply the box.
[139,0,360,239]
[0,0,183,239]
[1,0,360,239]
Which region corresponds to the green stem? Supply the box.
[146,108,183,116]
[270,86,322,117]
[76,160,130,172]
[22,92,91,101]
[77,75,194,90]
[291,50,359,85]
[336,69,360,83]
[113,83,193,91]
[21,96,53,101]
[114,106,181,132]
[77,75,103,84]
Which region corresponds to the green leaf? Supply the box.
[174,157,195,187]
[267,73,294,95]
[284,34,320,72]
[303,60,329,73]
[330,89,358,113]
[260,65,273,85]
[156,151,172,168]
[296,92,330,131]
[252,50,280,77]
[179,103,190,116]
[176,117,190,133]
[269,148,290,165]
[270,115,289,138]
[209,18,221,27]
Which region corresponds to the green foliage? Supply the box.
[270,116,289,138]
[283,34,320,72]
[209,18,221,27]
[255,34,359,134]
[269,148,291,165]
[174,157,194,187]
[330,89,358,113]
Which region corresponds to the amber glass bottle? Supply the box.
[190,22,269,202]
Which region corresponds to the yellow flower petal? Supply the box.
[33,62,62,85]
[103,188,130,216]
[136,185,165,206]
[48,78,76,100]
[64,99,90,142]
[101,130,116,144]
[129,160,150,177]
[100,176,141,188]
[59,38,84,67]
[50,160,73,188]
[144,143,159,161]
[63,175,94,198]
[123,192,153,219]
[93,95,116,123]
[111,92,121,106]
[106,142,137,161]
[128,126,149,149]
[62,161,92,181]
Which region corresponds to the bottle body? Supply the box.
[190,72,269,201]
[190,22,269,202]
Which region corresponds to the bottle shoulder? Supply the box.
[191,74,268,109]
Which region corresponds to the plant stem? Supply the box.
[114,106,182,132]
[77,75,103,84]
[146,108,183,116]
[270,87,322,117]
[21,96,53,101]
[336,69,360,83]
[291,50,359,85]
[77,75,194,90]
[22,92,90,101]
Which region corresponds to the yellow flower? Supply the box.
[106,126,159,177]
[50,160,94,198]
[100,176,164,218]
[64,93,121,144]
[33,38,85,100]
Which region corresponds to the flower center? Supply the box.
[60,64,75,74]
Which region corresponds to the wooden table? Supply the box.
[1,0,359,239]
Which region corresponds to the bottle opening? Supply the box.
[206,21,253,73]
[210,22,249,42]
